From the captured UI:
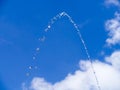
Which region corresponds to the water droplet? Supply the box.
[39,36,46,42]
[60,12,64,16]
[29,66,32,70]
[33,57,36,60]
[36,48,40,51]
[48,25,51,28]
[45,28,48,32]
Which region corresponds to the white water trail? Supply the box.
[44,12,101,90]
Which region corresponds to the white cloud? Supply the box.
[23,51,120,90]
[105,0,120,7]
[105,12,120,46]
[105,50,120,70]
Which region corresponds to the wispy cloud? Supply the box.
[105,0,120,7]
[105,12,120,46]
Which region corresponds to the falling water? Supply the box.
[42,12,101,90]
[28,12,101,90]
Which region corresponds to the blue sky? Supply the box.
[0,0,120,90]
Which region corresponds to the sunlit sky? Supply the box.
[0,0,120,90]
